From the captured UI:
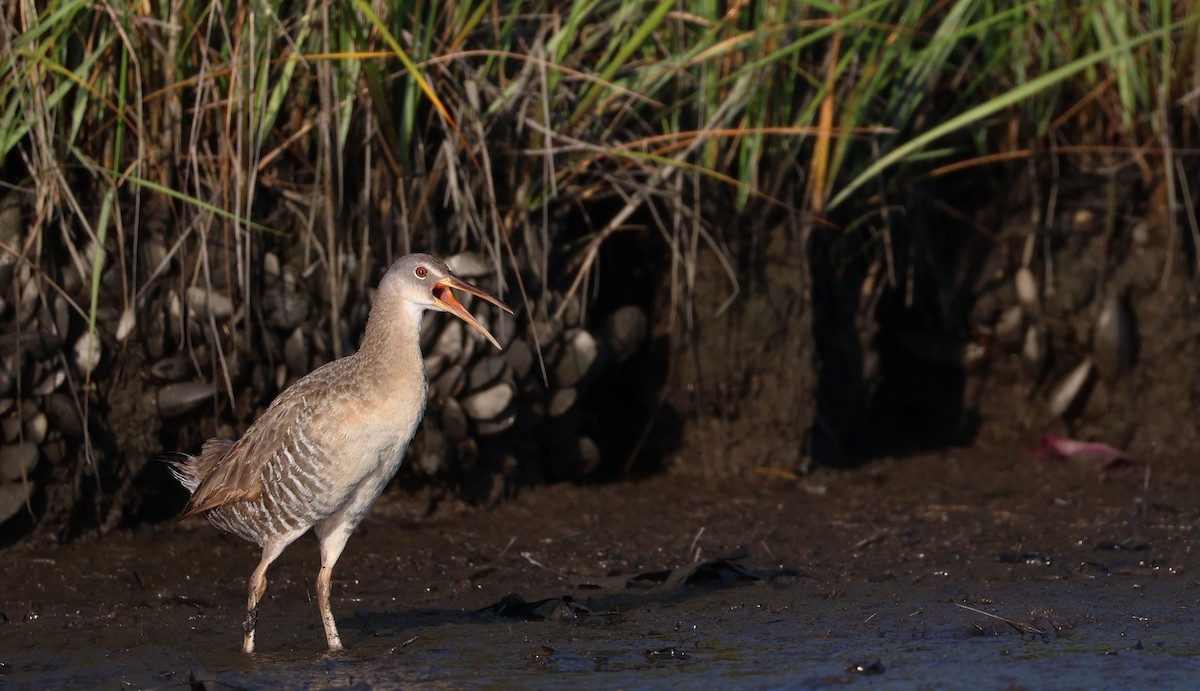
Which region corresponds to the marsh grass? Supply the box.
[0,0,1196,531]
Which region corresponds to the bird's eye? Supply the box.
[414,266,428,279]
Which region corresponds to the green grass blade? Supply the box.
[827,15,1194,212]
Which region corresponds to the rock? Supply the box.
[263,269,310,331]
[446,251,493,278]
[52,294,70,338]
[556,295,583,325]
[0,411,19,442]
[548,387,576,417]
[489,307,517,349]
[440,398,469,441]
[157,381,212,418]
[1048,359,1094,418]
[150,355,193,382]
[431,364,465,404]
[548,435,602,479]
[140,232,168,280]
[604,306,647,363]
[576,436,602,476]
[423,352,448,381]
[284,328,309,375]
[1071,208,1098,234]
[31,368,65,396]
[431,319,464,364]
[0,442,38,481]
[553,328,601,387]
[1093,290,1136,379]
[1131,220,1151,248]
[0,330,62,360]
[475,409,517,436]
[504,338,534,381]
[41,437,67,465]
[24,411,47,444]
[467,355,508,391]
[185,286,234,320]
[0,481,33,525]
[531,319,561,348]
[43,393,83,438]
[414,427,450,475]
[115,306,137,342]
[166,289,183,330]
[994,305,1024,348]
[1015,266,1040,318]
[1021,325,1046,377]
[461,382,514,421]
[263,251,281,278]
[15,270,40,325]
[73,330,103,377]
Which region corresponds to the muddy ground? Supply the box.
[1,444,1197,689]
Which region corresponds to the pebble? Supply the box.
[604,306,647,363]
[461,382,514,421]
[1048,359,1093,418]
[1093,290,1136,379]
[0,442,38,481]
[73,330,103,376]
[548,387,576,417]
[157,382,212,418]
[150,355,193,382]
[440,398,469,441]
[185,286,234,320]
[553,328,599,387]
[466,355,507,391]
[1015,266,1040,318]
[0,481,33,524]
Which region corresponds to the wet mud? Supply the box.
[1,447,1198,688]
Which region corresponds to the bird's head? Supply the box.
[381,253,513,349]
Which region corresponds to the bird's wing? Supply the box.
[180,384,316,518]
[180,434,268,517]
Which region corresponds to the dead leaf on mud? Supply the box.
[575,548,781,591]
[955,602,1050,638]
[475,594,590,621]
[1034,434,1146,470]
[475,549,782,621]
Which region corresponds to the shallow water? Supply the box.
[2,450,1198,688]
[7,578,1196,689]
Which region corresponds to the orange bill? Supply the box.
[432,276,513,350]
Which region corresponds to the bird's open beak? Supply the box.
[432,276,514,350]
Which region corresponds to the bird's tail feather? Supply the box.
[167,439,236,495]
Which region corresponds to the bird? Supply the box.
[170,253,512,653]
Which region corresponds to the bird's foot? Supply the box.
[243,606,259,634]
[241,606,259,653]
[324,624,343,652]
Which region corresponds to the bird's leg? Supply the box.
[242,557,272,654]
[316,564,341,651]
[315,522,354,652]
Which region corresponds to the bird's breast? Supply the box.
[330,385,427,481]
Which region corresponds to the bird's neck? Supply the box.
[354,297,427,385]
